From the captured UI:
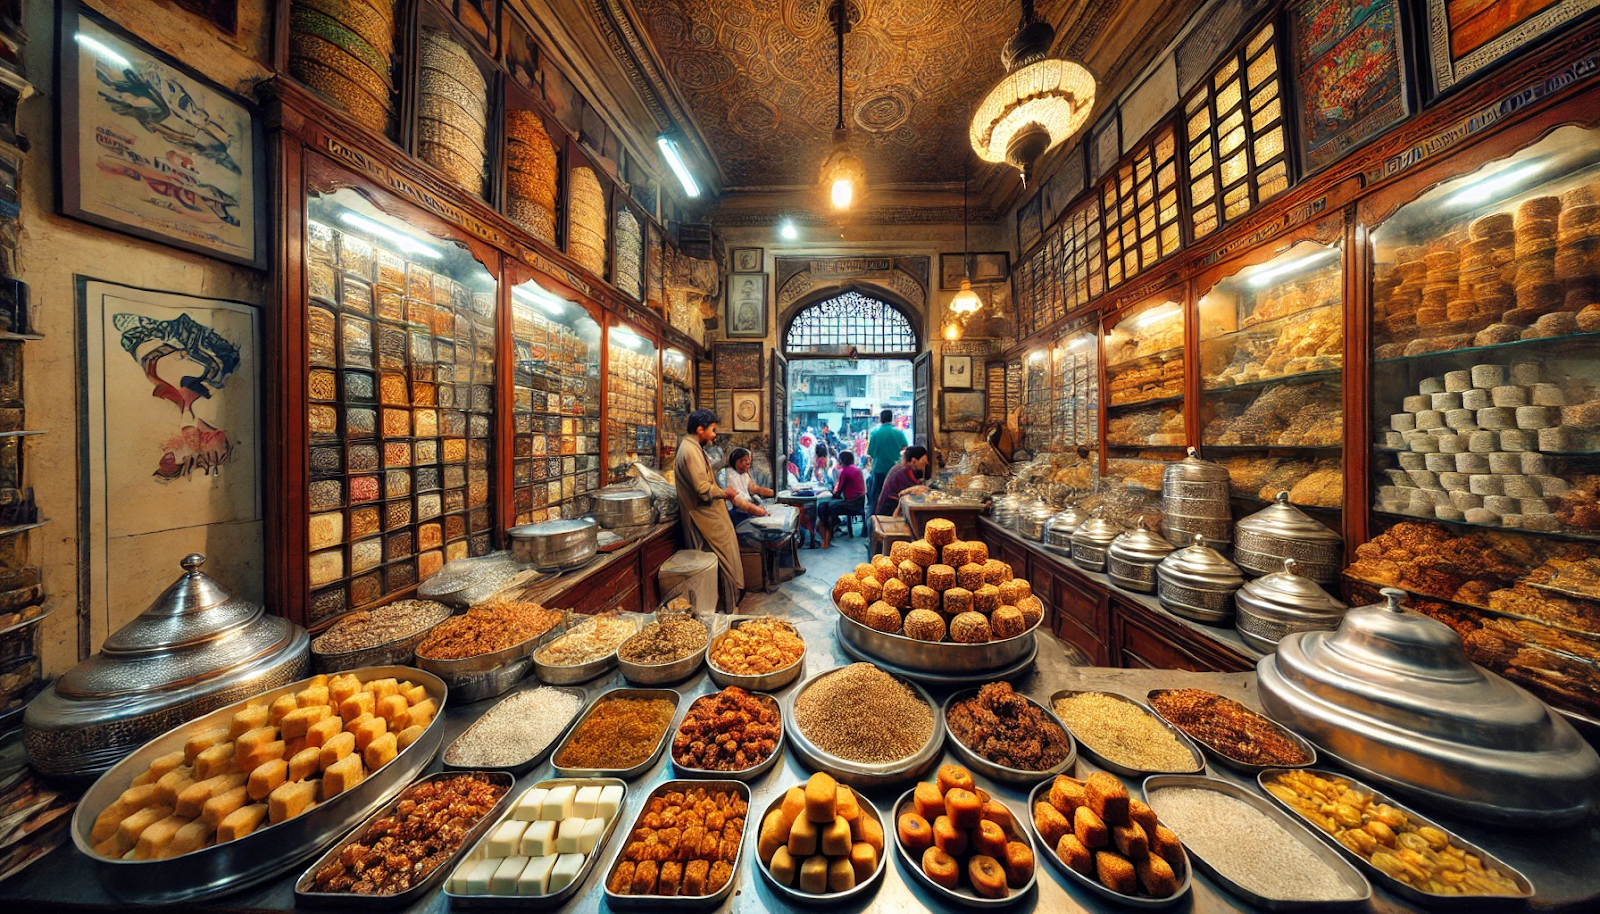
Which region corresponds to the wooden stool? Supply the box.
[871,515,912,558]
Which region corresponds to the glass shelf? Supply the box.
[1202,303,1339,345]
[1203,368,1340,395]
[1374,330,1600,366]
[1107,393,1184,411]
[1105,344,1184,371]
[1344,571,1600,647]
[1371,508,1600,546]
[1203,443,1341,452]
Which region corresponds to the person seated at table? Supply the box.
[875,445,930,517]
[722,447,773,525]
[816,450,866,549]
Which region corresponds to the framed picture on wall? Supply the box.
[1016,194,1042,254]
[942,390,985,431]
[1423,0,1599,96]
[725,273,767,338]
[57,0,267,269]
[971,252,1009,285]
[1288,0,1410,175]
[731,247,763,273]
[731,390,762,432]
[942,354,973,389]
[939,253,968,290]
[714,341,763,389]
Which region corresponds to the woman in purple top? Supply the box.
[817,450,866,549]
[875,445,930,517]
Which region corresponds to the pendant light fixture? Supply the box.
[970,0,1096,184]
[818,0,865,211]
[949,156,983,318]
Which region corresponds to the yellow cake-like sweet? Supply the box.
[911,585,940,610]
[943,587,974,615]
[832,575,862,604]
[1016,595,1044,629]
[941,542,973,569]
[957,563,987,591]
[910,540,939,567]
[890,541,914,564]
[882,578,911,609]
[983,559,1012,585]
[925,564,956,591]
[898,560,925,588]
[903,609,946,642]
[839,592,868,621]
[973,584,1002,614]
[866,602,903,634]
[991,606,1026,639]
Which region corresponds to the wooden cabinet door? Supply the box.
[1113,600,1216,672]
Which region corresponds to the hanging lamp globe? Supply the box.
[941,314,965,341]
[820,128,867,210]
[949,278,983,315]
[970,0,1095,184]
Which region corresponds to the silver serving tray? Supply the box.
[705,618,807,692]
[783,666,942,788]
[68,665,448,904]
[1047,689,1205,777]
[310,607,453,674]
[1025,777,1192,908]
[442,685,589,776]
[617,621,709,686]
[754,785,887,905]
[1257,769,1536,908]
[602,779,750,909]
[531,616,641,685]
[891,787,1038,907]
[445,777,628,909]
[669,691,785,782]
[831,601,1040,675]
[837,621,1038,686]
[941,687,1077,784]
[293,770,515,907]
[1144,689,1317,775]
[1143,774,1370,910]
[415,614,567,703]
[550,688,681,780]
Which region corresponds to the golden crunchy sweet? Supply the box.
[910,585,940,610]
[854,563,876,580]
[614,786,746,896]
[967,542,990,564]
[1016,596,1044,629]
[942,542,974,569]
[973,584,1002,615]
[832,575,862,604]
[903,609,946,642]
[925,519,957,547]
[838,592,868,621]
[710,619,806,675]
[957,563,987,591]
[882,578,911,609]
[889,541,914,564]
[910,540,939,567]
[950,612,992,644]
[872,555,898,580]
[944,587,974,615]
[926,564,957,591]
[898,560,925,588]
[983,559,1013,585]
[866,602,902,634]
[991,606,1026,639]
[859,575,884,604]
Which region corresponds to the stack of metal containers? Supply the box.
[1159,448,1232,554]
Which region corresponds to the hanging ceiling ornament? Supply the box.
[819,1,866,212]
[970,0,1096,184]
[950,156,983,317]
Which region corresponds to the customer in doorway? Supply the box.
[674,409,744,611]
[875,445,931,517]
[817,450,866,549]
[865,408,908,516]
[722,447,772,525]
[808,443,835,489]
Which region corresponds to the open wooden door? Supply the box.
[770,349,788,487]
[913,350,933,470]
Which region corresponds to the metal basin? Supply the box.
[754,785,887,905]
[509,518,598,570]
[705,618,806,692]
[783,666,942,788]
[941,687,1077,784]
[832,599,1039,675]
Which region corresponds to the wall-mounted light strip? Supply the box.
[76,33,130,69]
[338,212,444,259]
[658,135,701,198]
[512,281,571,317]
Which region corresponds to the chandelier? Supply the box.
[970,0,1096,184]
[819,1,865,210]
[949,156,983,319]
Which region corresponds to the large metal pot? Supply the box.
[509,518,599,570]
[590,489,655,529]
[1233,491,1343,583]
[1043,506,1086,555]
[1161,447,1232,549]
[1019,502,1055,541]
[1234,557,1347,653]
[1155,533,1244,623]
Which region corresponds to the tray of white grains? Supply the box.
[444,686,590,775]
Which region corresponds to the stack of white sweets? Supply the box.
[450,781,624,897]
[1377,361,1572,530]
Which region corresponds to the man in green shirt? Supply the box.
[865,408,908,517]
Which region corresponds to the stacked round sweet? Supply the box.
[289,0,396,134]
[615,207,643,300]
[831,519,1042,644]
[568,167,608,278]
[505,110,558,244]
[417,28,488,196]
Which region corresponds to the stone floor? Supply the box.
[737,534,869,621]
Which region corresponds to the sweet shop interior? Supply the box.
[2,0,1600,911]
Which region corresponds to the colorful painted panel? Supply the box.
[1290,0,1411,174]
[1425,0,1599,94]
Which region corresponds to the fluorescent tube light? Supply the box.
[338,212,443,259]
[658,135,701,198]
[76,33,130,70]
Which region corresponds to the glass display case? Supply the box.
[606,323,659,482]
[509,280,601,526]
[1021,348,1052,454]
[661,347,695,466]
[1357,123,1600,721]
[1103,295,1186,463]
[304,187,498,624]
[1198,240,1344,512]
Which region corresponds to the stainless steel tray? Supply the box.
[1144,688,1317,775]
[705,617,807,692]
[531,616,641,685]
[941,687,1077,784]
[669,691,784,782]
[442,685,590,776]
[1047,689,1205,777]
[416,616,566,703]
[550,688,681,780]
[837,618,1038,686]
[753,785,886,905]
[617,642,707,686]
[891,787,1038,907]
[311,612,452,674]
[1142,774,1370,910]
[1025,777,1192,908]
[445,777,628,909]
[1257,769,1536,908]
[68,665,448,904]
[602,779,750,909]
[783,666,942,789]
[293,770,515,907]
[832,597,1041,674]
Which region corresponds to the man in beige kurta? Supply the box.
[674,409,743,612]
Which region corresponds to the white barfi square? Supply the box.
[598,786,624,823]
[541,786,576,821]
[517,856,558,896]
[579,817,606,854]
[555,817,586,854]
[486,820,529,857]
[548,854,585,894]
[573,786,601,819]
[491,857,529,895]
[520,819,557,857]
[463,857,501,895]
[513,787,549,821]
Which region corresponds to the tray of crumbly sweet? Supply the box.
[70,666,449,905]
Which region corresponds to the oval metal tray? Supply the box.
[783,666,943,789]
[311,611,453,674]
[705,617,807,692]
[941,687,1077,785]
[1257,768,1536,908]
[531,617,641,685]
[838,619,1037,686]
[1047,689,1205,777]
[1144,688,1317,775]
[669,691,784,782]
[1142,774,1371,910]
[445,776,628,909]
[891,787,1038,907]
[602,779,750,909]
[832,598,1041,674]
[416,615,566,704]
[293,770,515,907]
[550,687,681,780]
[1024,777,1192,908]
[68,665,449,904]
[442,685,590,776]
[753,785,887,905]
[617,643,707,686]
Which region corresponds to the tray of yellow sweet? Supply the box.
[68,666,448,904]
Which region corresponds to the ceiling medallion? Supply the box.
[970,0,1096,184]
[819,0,865,213]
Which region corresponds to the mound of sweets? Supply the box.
[897,764,1034,899]
[832,519,1043,644]
[757,772,883,894]
[1032,771,1185,898]
[607,785,746,897]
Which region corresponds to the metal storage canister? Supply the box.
[1155,534,1245,623]
[1258,588,1600,826]
[24,554,310,779]
[509,518,599,570]
[1233,557,1347,653]
[591,489,655,529]
[1043,505,1087,555]
[990,494,1022,528]
[1106,520,1175,593]
[1161,447,1233,550]
[1233,491,1343,583]
[1070,513,1124,573]
[1019,502,1055,541]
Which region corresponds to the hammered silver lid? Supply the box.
[1237,492,1342,545]
[1071,513,1124,549]
[1235,558,1346,623]
[1156,533,1245,591]
[1163,447,1230,485]
[1052,504,1089,531]
[1107,520,1175,565]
